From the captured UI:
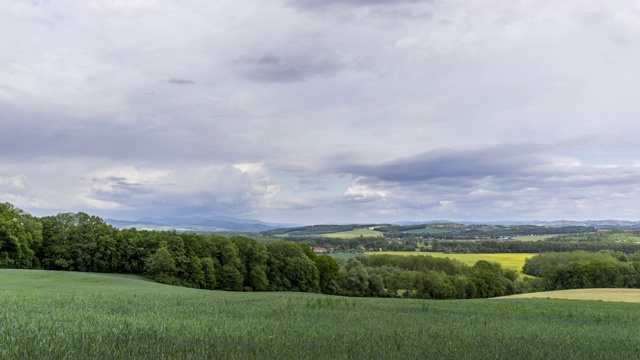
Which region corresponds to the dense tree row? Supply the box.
[522,250,640,291]
[427,239,640,254]
[544,231,640,243]
[0,204,334,293]
[269,236,414,252]
[273,231,640,256]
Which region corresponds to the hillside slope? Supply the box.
[2,269,640,359]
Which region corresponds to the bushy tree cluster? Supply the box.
[0,203,339,294]
[522,250,640,291]
[0,203,41,268]
[333,255,522,299]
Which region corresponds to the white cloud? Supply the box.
[344,182,386,203]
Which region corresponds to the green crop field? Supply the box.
[322,227,383,238]
[517,235,555,241]
[369,251,534,272]
[3,269,640,359]
[329,252,359,260]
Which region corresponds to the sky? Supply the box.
[2,0,640,224]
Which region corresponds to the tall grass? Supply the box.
[1,269,640,359]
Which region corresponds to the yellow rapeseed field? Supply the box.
[368,251,535,272]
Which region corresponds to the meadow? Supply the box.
[2,269,640,359]
[369,251,535,272]
[322,227,383,238]
[328,252,359,260]
[516,235,555,241]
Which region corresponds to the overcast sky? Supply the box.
[2,0,640,224]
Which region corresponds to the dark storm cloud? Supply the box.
[165,78,195,85]
[98,177,145,186]
[239,52,344,83]
[344,144,543,183]
[291,0,432,8]
[320,141,640,222]
[91,180,153,203]
[0,104,257,164]
[337,144,640,200]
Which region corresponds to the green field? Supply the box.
[3,269,640,359]
[329,252,359,260]
[517,235,555,241]
[369,251,534,272]
[322,227,383,238]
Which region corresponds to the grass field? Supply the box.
[329,252,359,260]
[3,269,640,359]
[517,235,555,241]
[369,251,535,272]
[322,227,383,238]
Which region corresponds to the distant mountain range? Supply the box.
[105,216,301,233]
[105,217,640,234]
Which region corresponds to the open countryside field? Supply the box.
[497,289,640,303]
[369,251,535,272]
[3,270,640,359]
[322,227,383,238]
[329,252,359,260]
[517,235,556,241]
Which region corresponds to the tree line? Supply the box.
[269,235,640,255]
[426,239,640,254]
[375,223,596,239]
[543,231,640,243]
[0,203,333,292]
[522,250,640,291]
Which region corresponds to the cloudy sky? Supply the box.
[2,0,640,224]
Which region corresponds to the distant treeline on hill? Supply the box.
[0,203,521,299]
[375,223,596,239]
[259,232,640,255]
[427,236,640,254]
[261,222,597,239]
